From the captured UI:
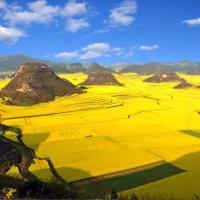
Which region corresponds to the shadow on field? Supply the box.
[80,163,184,193]
[5,132,50,150]
[72,151,200,193]
[33,167,91,182]
[179,129,200,139]
[120,151,200,194]
[173,150,200,170]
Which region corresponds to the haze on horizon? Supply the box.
[0,0,200,64]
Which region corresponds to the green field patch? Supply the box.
[80,163,185,193]
[180,130,200,138]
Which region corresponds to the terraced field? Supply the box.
[1,72,200,199]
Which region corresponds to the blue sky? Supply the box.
[0,0,200,64]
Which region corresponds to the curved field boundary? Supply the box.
[4,103,123,121]
[72,161,185,193]
[112,94,161,102]
[130,107,174,117]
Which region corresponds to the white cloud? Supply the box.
[125,52,133,57]
[94,28,110,34]
[0,0,90,38]
[4,0,59,25]
[138,44,159,51]
[125,50,134,57]
[62,0,87,17]
[82,43,111,53]
[63,0,89,32]
[183,18,200,26]
[0,0,6,9]
[55,42,125,60]
[55,43,161,60]
[66,18,89,32]
[55,51,80,59]
[0,25,26,43]
[109,0,137,26]
[111,47,124,56]
[80,43,111,59]
[0,0,90,44]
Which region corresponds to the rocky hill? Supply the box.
[174,81,193,89]
[144,72,183,83]
[83,70,121,86]
[51,63,69,73]
[67,63,85,73]
[86,62,114,74]
[51,63,85,73]
[0,62,81,105]
[83,62,120,85]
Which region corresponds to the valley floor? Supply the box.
[1,72,200,199]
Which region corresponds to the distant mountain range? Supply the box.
[118,61,200,75]
[0,54,56,71]
[1,54,200,75]
[89,61,200,75]
[0,54,91,73]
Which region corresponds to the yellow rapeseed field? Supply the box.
[1,72,200,199]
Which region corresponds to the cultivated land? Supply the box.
[1,72,200,199]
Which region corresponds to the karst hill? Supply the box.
[144,72,184,83]
[83,63,121,86]
[0,62,81,105]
